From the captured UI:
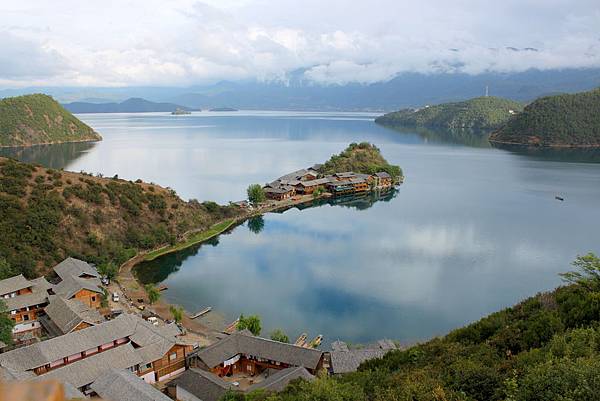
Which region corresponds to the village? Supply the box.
[0,250,398,399]
[261,164,396,202]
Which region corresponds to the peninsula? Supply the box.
[489,87,600,147]
[0,94,102,148]
[376,96,524,131]
[63,97,194,114]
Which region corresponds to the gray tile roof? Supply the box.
[375,172,392,178]
[91,368,171,401]
[248,366,314,392]
[0,313,185,375]
[197,332,323,370]
[3,276,52,312]
[329,349,387,374]
[174,368,232,401]
[0,366,36,381]
[330,340,349,352]
[44,297,105,334]
[53,258,100,280]
[0,274,32,296]
[264,186,295,194]
[62,382,86,400]
[53,275,103,299]
[34,343,142,389]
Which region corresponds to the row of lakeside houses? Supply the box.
[0,257,398,400]
[263,165,395,201]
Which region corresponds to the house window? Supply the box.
[10,310,16,315]
[169,352,177,362]
[91,296,96,302]
[23,314,29,321]
[144,363,152,370]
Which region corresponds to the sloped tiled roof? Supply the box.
[91,368,171,401]
[197,332,323,370]
[174,368,232,401]
[248,366,314,392]
[33,343,142,389]
[0,275,32,296]
[53,258,99,280]
[44,297,104,334]
[329,349,387,374]
[53,275,102,299]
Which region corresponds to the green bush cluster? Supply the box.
[319,142,403,180]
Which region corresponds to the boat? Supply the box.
[294,333,308,347]
[307,334,323,348]
[171,108,191,115]
[224,318,240,333]
[189,307,212,319]
[157,285,168,292]
[555,196,565,201]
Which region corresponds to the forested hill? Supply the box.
[0,157,240,278]
[375,96,524,130]
[224,253,600,401]
[318,142,403,180]
[0,94,102,147]
[489,88,600,147]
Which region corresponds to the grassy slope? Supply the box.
[376,96,524,130]
[0,157,241,277]
[0,94,102,147]
[318,142,403,180]
[490,88,600,146]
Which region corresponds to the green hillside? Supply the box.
[0,157,240,278]
[376,97,524,131]
[490,88,600,147]
[318,142,403,180]
[0,94,102,147]
[224,253,600,401]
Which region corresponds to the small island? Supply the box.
[0,94,102,148]
[489,88,600,147]
[376,96,524,131]
[171,108,192,115]
[256,143,403,202]
[209,107,238,112]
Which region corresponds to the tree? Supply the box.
[247,184,266,206]
[238,314,262,336]
[145,284,161,304]
[559,253,600,291]
[170,305,183,324]
[270,328,289,343]
[247,216,265,234]
[0,258,16,280]
[98,261,118,281]
[0,300,14,346]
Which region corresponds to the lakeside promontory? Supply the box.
[0,94,102,147]
[489,88,600,147]
[0,157,241,277]
[376,96,524,131]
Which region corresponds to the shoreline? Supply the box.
[0,137,102,149]
[116,186,400,339]
[488,139,600,148]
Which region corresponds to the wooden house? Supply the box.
[264,185,296,201]
[0,275,53,340]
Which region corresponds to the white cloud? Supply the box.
[0,0,599,87]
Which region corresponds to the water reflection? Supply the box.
[381,124,493,148]
[136,189,398,285]
[0,141,96,169]
[491,143,600,163]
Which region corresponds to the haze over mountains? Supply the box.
[2,68,600,112]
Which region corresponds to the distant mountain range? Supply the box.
[2,68,600,112]
[62,98,194,113]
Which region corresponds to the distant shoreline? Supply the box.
[0,137,102,149]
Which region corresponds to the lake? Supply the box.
[3,111,600,344]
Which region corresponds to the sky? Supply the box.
[1,0,599,87]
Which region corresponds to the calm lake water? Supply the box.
[3,111,600,343]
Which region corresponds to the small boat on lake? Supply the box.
[189,307,212,319]
[307,334,323,348]
[294,333,307,347]
[555,196,565,201]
